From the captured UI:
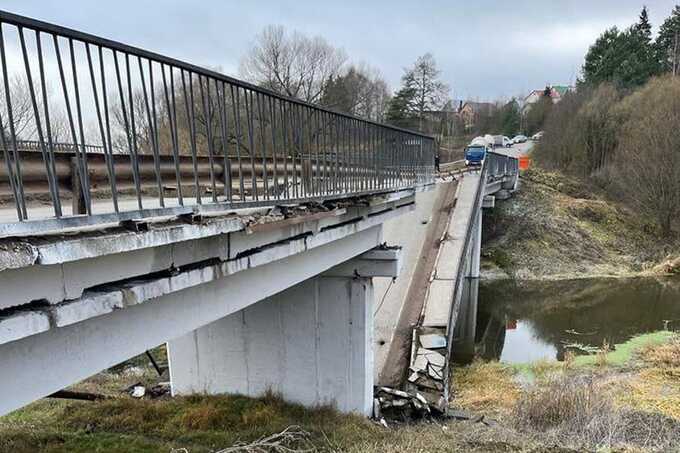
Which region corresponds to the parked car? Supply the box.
[503,136,513,148]
[512,135,528,144]
[531,131,544,141]
[464,144,487,166]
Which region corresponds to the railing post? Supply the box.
[70,157,86,215]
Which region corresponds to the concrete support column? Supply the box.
[168,274,375,415]
[469,208,482,278]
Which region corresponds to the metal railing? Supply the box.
[0,11,435,237]
[486,151,519,180]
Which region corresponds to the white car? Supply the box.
[502,136,513,148]
[531,131,544,141]
[512,135,528,144]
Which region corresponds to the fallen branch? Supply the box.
[215,426,314,453]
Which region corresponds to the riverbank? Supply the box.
[451,331,680,451]
[481,167,680,280]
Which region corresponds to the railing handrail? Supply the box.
[0,10,434,140]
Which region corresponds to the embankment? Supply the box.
[481,168,680,280]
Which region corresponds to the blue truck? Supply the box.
[464,144,487,166]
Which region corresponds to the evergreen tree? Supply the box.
[657,5,680,74]
[499,99,521,136]
[581,7,661,88]
[385,84,417,129]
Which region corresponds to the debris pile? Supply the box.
[374,329,450,419]
[374,386,431,419]
[405,329,449,413]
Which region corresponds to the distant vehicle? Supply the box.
[512,135,528,144]
[484,134,495,147]
[464,144,487,166]
[531,131,544,141]
[490,135,504,148]
[502,136,513,148]
[470,136,489,147]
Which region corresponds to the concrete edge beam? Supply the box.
[0,195,415,311]
[2,191,416,271]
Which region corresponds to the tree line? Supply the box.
[240,26,452,135]
[535,6,680,238]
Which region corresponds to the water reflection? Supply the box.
[475,276,680,364]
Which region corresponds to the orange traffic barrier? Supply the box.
[519,155,531,170]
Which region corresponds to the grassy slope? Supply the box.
[3,334,679,452]
[482,168,679,280]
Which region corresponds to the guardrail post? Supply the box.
[70,157,86,215]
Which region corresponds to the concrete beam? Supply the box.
[0,225,383,416]
[0,196,414,319]
[323,247,402,278]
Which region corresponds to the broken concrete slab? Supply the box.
[416,348,446,368]
[419,333,446,349]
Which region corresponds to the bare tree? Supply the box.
[404,53,450,130]
[614,76,680,236]
[240,25,347,103]
[0,74,39,140]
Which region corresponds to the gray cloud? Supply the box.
[4,0,677,101]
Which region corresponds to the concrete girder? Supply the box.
[0,225,384,416]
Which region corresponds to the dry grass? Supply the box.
[614,338,680,420]
[451,361,520,416]
[514,374,680,451]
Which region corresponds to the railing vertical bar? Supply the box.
[19,27,61,217]
[230,84,245,201]
[181,70,201,204]
[216,80,232,202]
[255,92,269,200]
[99,46,119,212]
[85,43,117,213]
[313,109,320,196]
[279,99,289,198]
[161,64,183,206]
[198,74,217,203]
[292,103,301,198]
[268,95,279,200]
[54,34,89,216]
[321,111,328,195]
[0,22,23,220]
[123,52,142,209]
[137,56,164,207]
[244,89,258,201]
[149,59,162,203]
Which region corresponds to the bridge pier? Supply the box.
[168,249,400,415]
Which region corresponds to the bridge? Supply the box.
[0,11,519,416]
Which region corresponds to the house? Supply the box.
[459,101,495,130]
[522,85,574,113]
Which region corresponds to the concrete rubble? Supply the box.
[374,328,450,418]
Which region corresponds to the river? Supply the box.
[475,276,680,363]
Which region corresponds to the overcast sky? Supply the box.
[3,0,678,101]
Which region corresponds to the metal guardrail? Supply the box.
[0,11,435,237]
[441,150,518,401]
